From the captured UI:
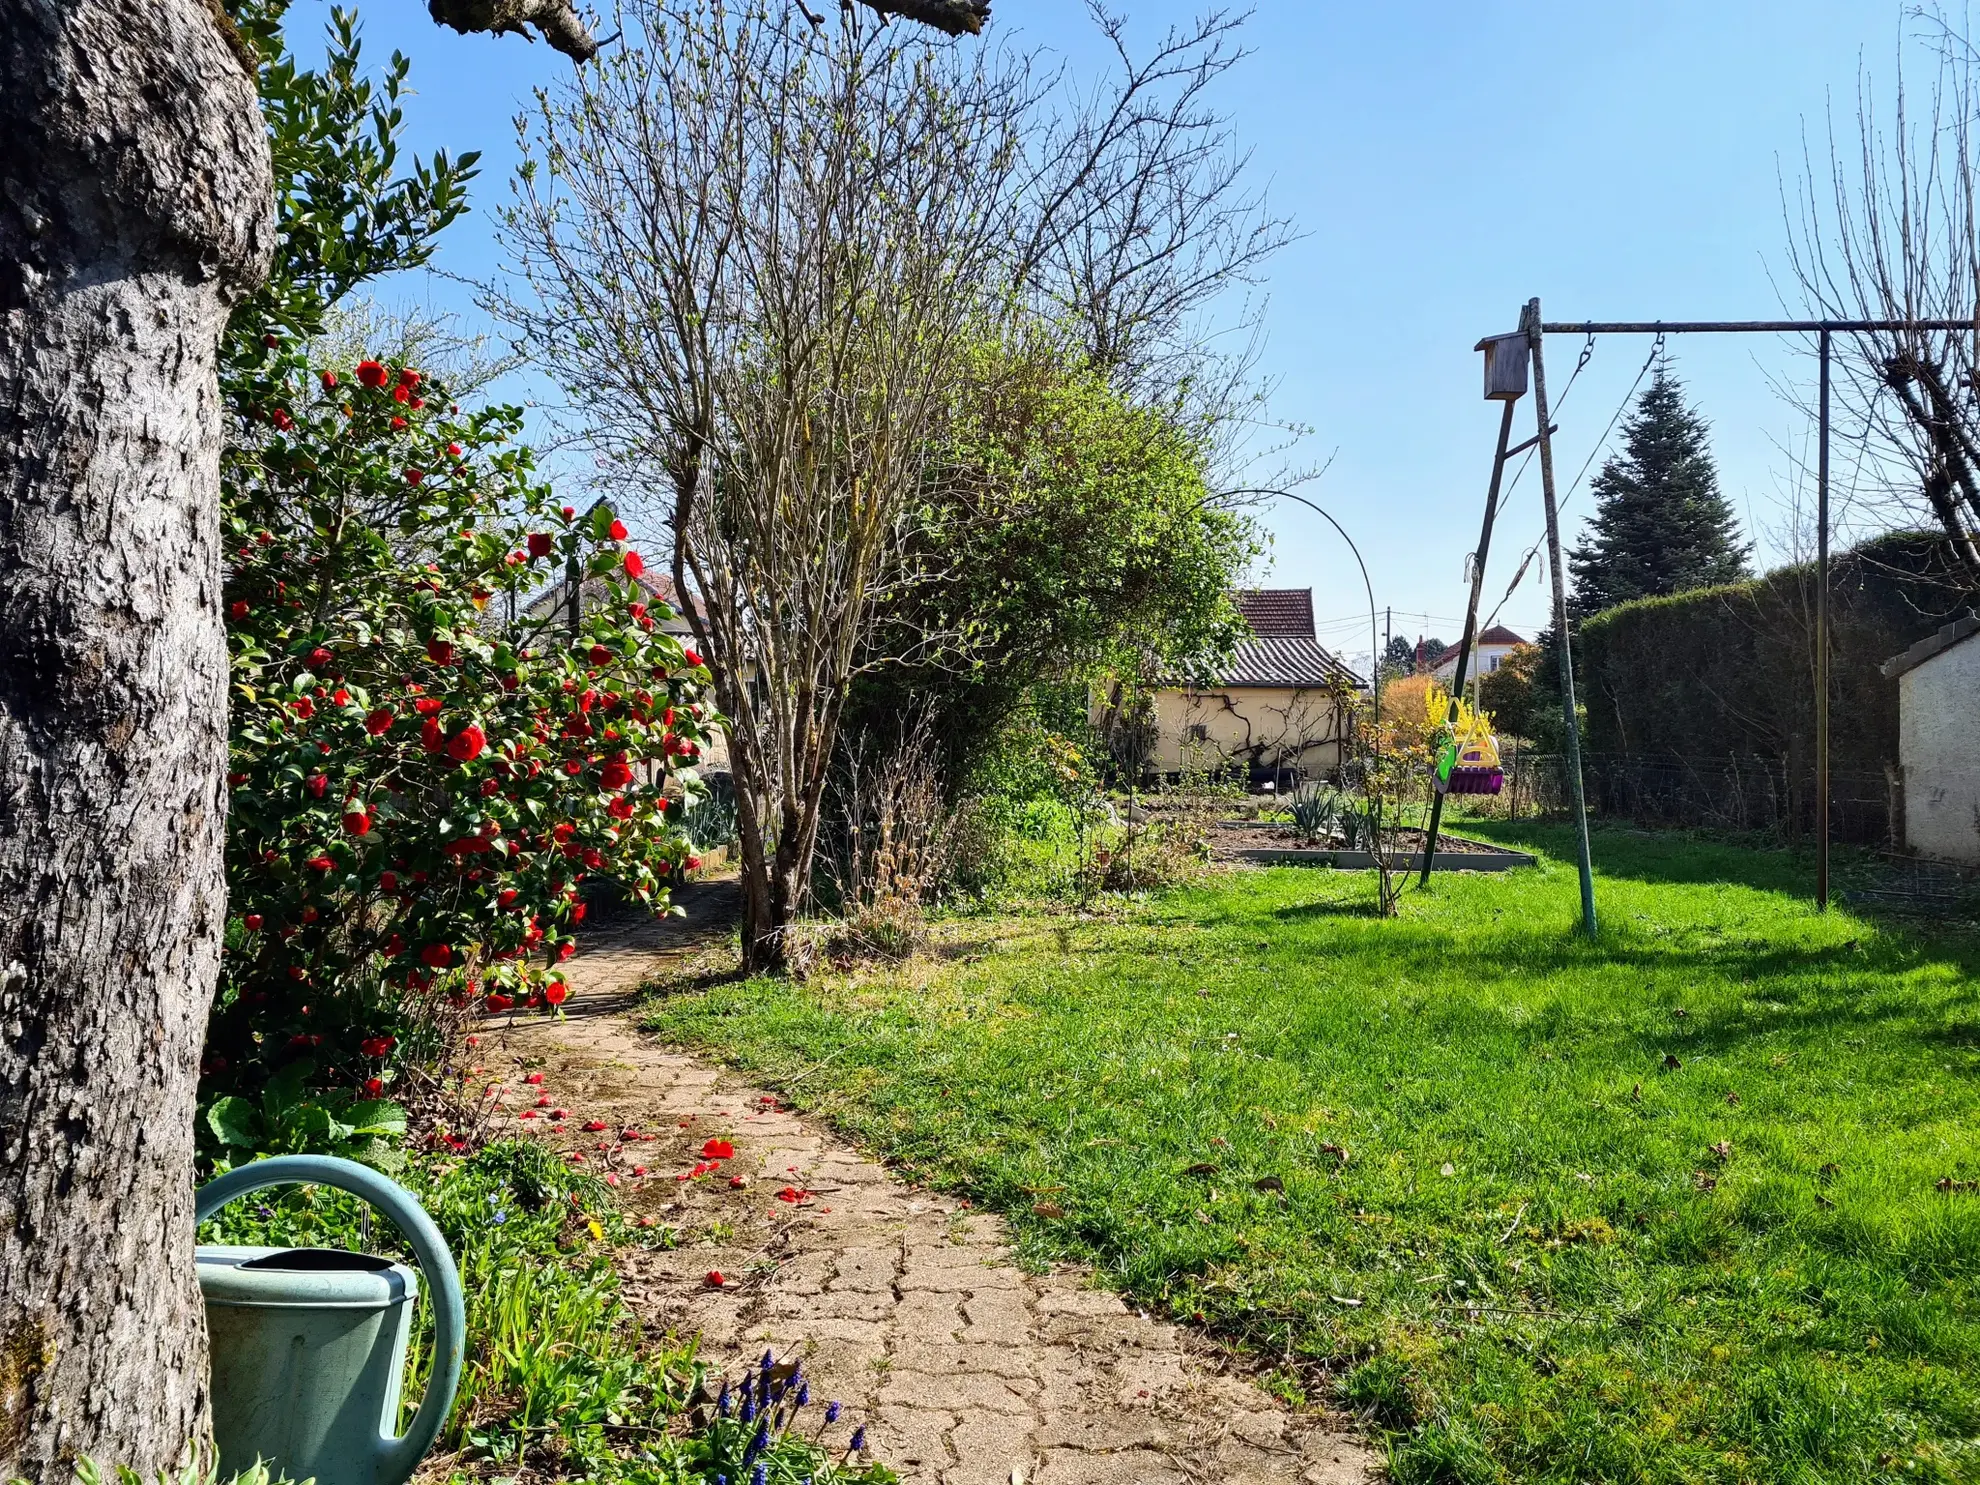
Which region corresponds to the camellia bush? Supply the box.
[207,342,715,1109]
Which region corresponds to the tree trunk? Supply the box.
[0,0,270,1474]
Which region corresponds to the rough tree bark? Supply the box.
[0,0,272,1475]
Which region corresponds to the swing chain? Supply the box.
[1574,331,1595,378]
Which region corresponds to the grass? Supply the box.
[640,822,1980,1484]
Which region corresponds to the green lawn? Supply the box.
[641,824,1980,1484]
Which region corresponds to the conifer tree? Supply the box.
[1568,365,1751,617]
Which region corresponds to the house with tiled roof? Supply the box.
[1429,624,1528,685]
[1137,588,1363,787]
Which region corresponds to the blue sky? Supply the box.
[323,0,1909,673]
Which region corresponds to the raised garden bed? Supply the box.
[1212,821,1535,872]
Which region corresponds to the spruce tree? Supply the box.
[1568,365,1751,618]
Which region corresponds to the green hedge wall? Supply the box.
[1578,533,1972,773]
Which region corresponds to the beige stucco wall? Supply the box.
[1900,634,1980,864]
[1145,686,1347,778]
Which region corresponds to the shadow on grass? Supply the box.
[1273,896,1386,921]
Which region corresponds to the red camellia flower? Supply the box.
[447,441,463,457]
[364,708,394,736]
[484,992,514,1013]
[701,1138,734,1160]
[426,638,453,666]
[421,718,444,754]
[445,723,486,762]
[364,1077,383,1097]
[608,518,629,541]
[342,810,371,836]
[321,371,339,390]
[242,914,263,932]
[307,647,333,670]
[405,467,424,486]
[544,982,569,1007]
[392,384,410,405]
[292,696,315,719]
[622,550,645,578]
[356,360,388,388]
[687,855,702,871]
[527,532,554,559]
[599,756,633,790]
[682,648,702,668]
[588,644,612,666]
[306,855,335,871]
[380,875,399,895]
[228,600,249,620]
[414,696,445,716]
[360,1035,396,1057]
[304,775,328,799]
[557,941,576,962]
[399,368,421,389]
[563,759,583,776]
[418,944,453,970]
[705,1270,725,1287]
[389,415,407,431]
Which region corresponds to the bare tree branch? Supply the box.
[428,0,601,60]
[849,0,987,37]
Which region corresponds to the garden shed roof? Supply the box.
[1233,588,1316,639]
[1211,636,1363,690]
[1880,614,1980,679]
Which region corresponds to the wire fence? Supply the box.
[1483,748,1899,845]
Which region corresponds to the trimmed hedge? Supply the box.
[1576,533,1972,836]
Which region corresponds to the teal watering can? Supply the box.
[195,1155,466,1485]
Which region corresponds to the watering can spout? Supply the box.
[196,1155,466,1485]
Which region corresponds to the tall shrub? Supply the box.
[211,348,714,1102]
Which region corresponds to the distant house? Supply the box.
[518,569,728,774]
[517,570,696,642]
[1133,588,1362,787]
[1429,624,1527,684]
[1881,615,1980,864]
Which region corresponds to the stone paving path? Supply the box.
[492,891,1379,1485]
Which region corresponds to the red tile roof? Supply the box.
[1234,588,1315,639]
[1476,624,1527,647]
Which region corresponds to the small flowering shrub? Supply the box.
[209,344,717,1106]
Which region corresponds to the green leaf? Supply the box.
[206,1096,262,1148]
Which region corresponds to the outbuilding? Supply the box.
[1880,614,1980,864]
[1134,588,1362,788]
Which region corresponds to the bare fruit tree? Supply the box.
[496,2,1290,968]
[496,0,1024,971]
[1785,11,1980,588]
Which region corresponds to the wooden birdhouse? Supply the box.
[1477,332,1528,402]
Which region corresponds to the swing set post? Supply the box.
[1527,298,1601,938]
[1418,398,1517,885]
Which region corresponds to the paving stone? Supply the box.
[888,1336,1035,1380]
[894,1290,966,1338]
[772,1287,894,1322]
[943,1411,1036,1485]
[871,1404,957,1473]
[960,1287,1034,1346]
[880,1368,1038,1415]
[1033,1447,1189,1485]
[1034,1407,1174,1452]
[831,1245,902,1293]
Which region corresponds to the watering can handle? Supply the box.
[196,1154,467,1484]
